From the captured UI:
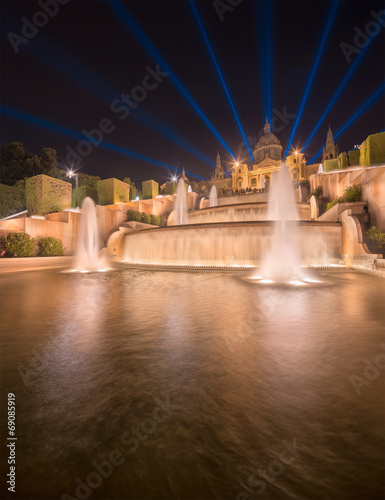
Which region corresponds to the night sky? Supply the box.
[1,0,384,186]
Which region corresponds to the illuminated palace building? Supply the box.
[211,119,334,192]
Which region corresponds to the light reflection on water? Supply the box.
[0,269,384,500]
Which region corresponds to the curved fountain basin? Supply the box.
[121,220,341,268]
[178,201,311,225]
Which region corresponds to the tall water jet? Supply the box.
[209,185,218,207]
[174,178,188,225]
[256,165,304,282]
[188,185,192,193]
[317,164,324,173]
[74,197,106,271]
[258,176,266,190]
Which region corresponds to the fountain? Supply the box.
[258,176,265,190]
[252,165,306,284]
[317,163,324,173]
[209,185,218,207]
[122,166,341,269]
[174,178,188,225]
[73,197,107,272]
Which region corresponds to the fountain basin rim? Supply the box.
[116,261,348,272]
[191,200,311,213]
[125,219,342,236]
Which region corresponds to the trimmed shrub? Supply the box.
[1,232,37,257]
[159,215,168,227]
[141,212,151,224]
[359,131,385,166]
[343,184,362,203]
[367,226,385,254]
[324,159,339,172]
[150,214,160,226]
[126,210,142,222]
[38,237,65,256]
[0,183,26,219]
[307,186,323,201]
[26,174,71,215]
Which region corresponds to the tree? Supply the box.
[78,174,100,189]
[123,177,141,199]
[0,142,59,185]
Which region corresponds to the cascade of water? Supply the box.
[174,178,188,225]
[209,185,218,207]
[74,197,105,271]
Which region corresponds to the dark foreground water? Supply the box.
[1,269,384,500]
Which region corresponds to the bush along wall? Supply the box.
[0,232,38,257]
[38,237,65,256]
[325,184,362,211]
[0,233,65,257]
[0,183,26,219]
[127,210,167,227]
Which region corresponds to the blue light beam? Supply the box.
[303,34,378,150]
[1,104,207,179]
[257,1,274,124]
[189,0,253,161]
[1,17,214,167]
[106,0,236,159]
[308,82,385,163]
[285,0,339,157]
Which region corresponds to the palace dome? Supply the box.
[255,120,281,148]
[253,119,283,165]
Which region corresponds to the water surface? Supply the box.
[1,269,384,500]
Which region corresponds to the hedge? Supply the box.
[72,185,98,207]
[97,178,130,205]
[324,159,339,172]
[26,174,71,215]
[0,183,26,219]
[360,131,385,166]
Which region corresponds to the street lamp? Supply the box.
[67,170,79,208]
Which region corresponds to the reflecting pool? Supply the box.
[1,269,384,500]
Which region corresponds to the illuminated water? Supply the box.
[209,185,218,207]
[1,269,384,500]
[74,197,106,272]
[174,178,188,225]
[257,165,303,282]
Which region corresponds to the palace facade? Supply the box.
[211,119,324,192]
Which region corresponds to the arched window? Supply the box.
[251,178,257,186]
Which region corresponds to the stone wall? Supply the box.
[310,166,385,229]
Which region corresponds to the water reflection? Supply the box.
[0,269,384,500]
